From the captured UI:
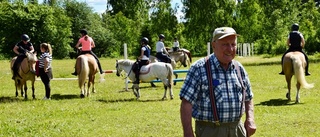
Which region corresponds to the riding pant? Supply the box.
[12,54,27,78]
[134,60,149,84]
[156,52,171,63]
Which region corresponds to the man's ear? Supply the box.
[211,41,216,50]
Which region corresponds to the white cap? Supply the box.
[212,27,239,41]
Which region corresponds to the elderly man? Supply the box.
[180,27,256,137]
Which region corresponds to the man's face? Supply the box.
[212,35,237,66]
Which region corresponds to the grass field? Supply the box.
[0,55,319,137]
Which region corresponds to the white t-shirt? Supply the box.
[156,41,165,53]
[173,41,179,48]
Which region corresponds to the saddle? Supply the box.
[132,61,151,74]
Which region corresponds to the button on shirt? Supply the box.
[179,54,253,123]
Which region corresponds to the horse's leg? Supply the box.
[150,82,156,87]
[296,82,301,103]
[174,73,178,85]
[91,76,96,93]
[15,81,19,97]
[285,75,292,101]
[169,81,173,100]
[132,84,140,99]
[23,82,28,100]
[32,80,35,99]
[80,82,86,98]
[161,79,168,100]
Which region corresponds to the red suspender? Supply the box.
[205,56,220,125]
[205,57,246,125]
[234,61,246,118]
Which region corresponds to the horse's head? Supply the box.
[116,60,122,77]
[26,51,38,65]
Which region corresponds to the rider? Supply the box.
[172,37,180,52]
[279,23,310,76]
[12,34,35,79]
[155,34,171,63]
[71,29,104,76]
[134,37,151,84]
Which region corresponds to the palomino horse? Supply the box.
[116,59,174,100]
[283,51,314,103]
[75,54,98,98]
[167,48,192,68]
[10,52,37,99]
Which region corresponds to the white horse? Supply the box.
[116,59,174,100]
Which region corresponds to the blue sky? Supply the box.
[84,0,184,19]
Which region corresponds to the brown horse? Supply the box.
[283,51,314,103]
[10,52,37,99]
[75,54,98,98]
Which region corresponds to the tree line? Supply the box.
[0,0,319,59]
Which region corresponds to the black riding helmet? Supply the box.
[21,34,30,42]
[80,29,88,35]
[159,34,165,39]
[291,23,299,31]
[141,37,149,44]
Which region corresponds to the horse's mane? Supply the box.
[118,59,135,66]
[26,52,37,62]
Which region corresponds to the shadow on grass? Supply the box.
[51,94,79,100]
[117,85,163,93]
[0,96,23,103]
[256,98,303,106]
[97,98,168,103]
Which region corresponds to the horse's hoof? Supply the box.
[80,94,85,98]
[170,97,174,100]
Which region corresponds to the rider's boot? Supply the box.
[305,61,311,76]
[71,69,77,76]
[279,70,284,75]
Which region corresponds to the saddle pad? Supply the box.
[140,65,151,74]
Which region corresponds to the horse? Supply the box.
[169,50,191,68]
[115,59,174,100]
[75,54,99,98]
[10,52,37,99]
[166,47,192,68]
[283,51,314,103]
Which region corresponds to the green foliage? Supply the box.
[0,1,72,59]
[0,0,320,59]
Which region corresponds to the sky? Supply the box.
[84,0,184,19]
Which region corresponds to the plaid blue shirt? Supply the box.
[179,54,253,123]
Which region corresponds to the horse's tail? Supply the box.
[291,55,314,89]
[77,56,89,88]
[166,63,174,86]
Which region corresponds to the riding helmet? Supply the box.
[141,37,149,44]
[158,34,165,39]
[21,34,30,42]
[80,29,88,35]
[291,23,299,31]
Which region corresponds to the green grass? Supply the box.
[0,56,319,137]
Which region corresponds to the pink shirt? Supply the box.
[79,36,93,51]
